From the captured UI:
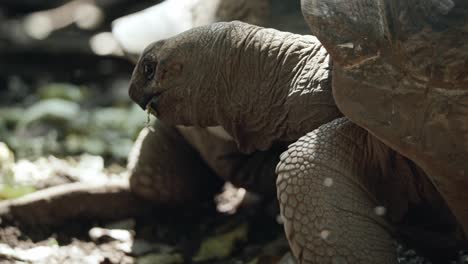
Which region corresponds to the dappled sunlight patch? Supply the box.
[374,206,387,217]
[0,142,129,201]
[215,183,247,215]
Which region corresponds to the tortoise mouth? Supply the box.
[143,92,163,114]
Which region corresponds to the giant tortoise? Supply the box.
[127,0,468,263]
[0,0,466,263]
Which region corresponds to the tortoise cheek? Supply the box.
[155,59,184,86]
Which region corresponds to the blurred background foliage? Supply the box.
[0,0,158,163]
[0,0,163,201]
[0,0,307,161]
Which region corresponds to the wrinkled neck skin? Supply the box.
[188,22,340,153]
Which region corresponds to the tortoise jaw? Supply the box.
[130,90,163,112]
[145,94,160,115]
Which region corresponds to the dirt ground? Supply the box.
[0,189,290,264]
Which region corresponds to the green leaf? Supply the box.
[193,223,248,262]
[0,185,36,200]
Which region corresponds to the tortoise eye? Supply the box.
[143,62,155,80]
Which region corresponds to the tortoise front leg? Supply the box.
[177,125,286,200]
[128,120,223,206]
[276,118,397,263]
[0,181,147,226]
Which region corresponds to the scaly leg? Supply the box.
[276,118,397,263]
